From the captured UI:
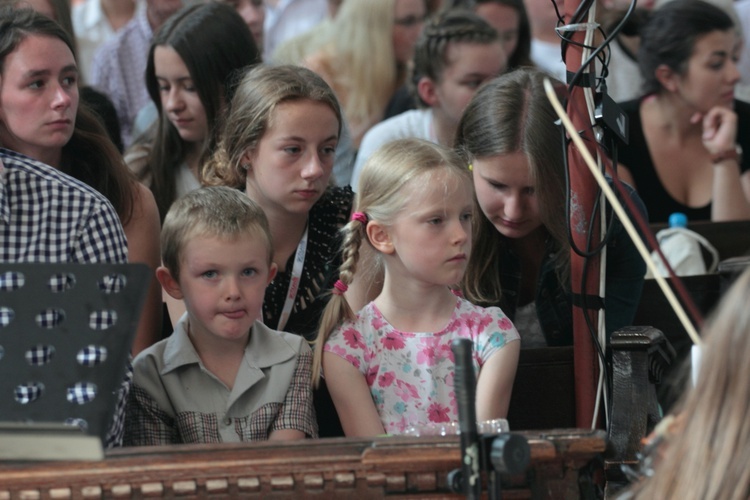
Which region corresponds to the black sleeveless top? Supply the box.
[617,99,750,223]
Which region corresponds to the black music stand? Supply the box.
[0,263,149,460]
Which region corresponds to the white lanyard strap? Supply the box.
[276,226,308,331]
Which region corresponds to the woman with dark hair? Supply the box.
[126,2,260,221]
[0,6,162,354]
[472,0,533,70]
[455,68,645,347]
[616,0,750,223]
[4,0,125,149]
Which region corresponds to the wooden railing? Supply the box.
[0,429,606,498]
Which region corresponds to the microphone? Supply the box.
[451,338,481,499]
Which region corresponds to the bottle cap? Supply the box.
[669,212,688,228]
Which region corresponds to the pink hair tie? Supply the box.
[332,279,348,295]
[351,212,368,224]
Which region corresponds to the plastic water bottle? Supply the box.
[646,213,718,278]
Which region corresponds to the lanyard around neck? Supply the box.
[276,225,308,332]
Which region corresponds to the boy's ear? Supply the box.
[417,76,440,108]
[156,266,184,300]
[655,64,679,93]
[267,262,278,285]
[366,221,395,255]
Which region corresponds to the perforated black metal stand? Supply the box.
[0,263,149,460]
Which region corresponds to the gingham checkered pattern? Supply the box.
[0,149,128,264]
[14,382,44,404]
[89,309,118,330]
[77,345,108,366]
[25,344,55,366]
[0,148,131,447]
[67,382,98,403]
[0,270,25,290]
[0,307,14,326]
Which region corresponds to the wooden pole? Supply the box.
[562,0,601,428]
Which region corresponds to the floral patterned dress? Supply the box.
[324,297,520,434]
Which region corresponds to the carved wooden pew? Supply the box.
[0,430,606,498]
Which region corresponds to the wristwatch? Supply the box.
[711,144,743,165]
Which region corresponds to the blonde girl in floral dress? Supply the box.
[312,138,520,436]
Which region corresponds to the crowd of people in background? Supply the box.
[1,0,750,494]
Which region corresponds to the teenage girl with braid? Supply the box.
[351,8,505,189]
[313,138,520,436]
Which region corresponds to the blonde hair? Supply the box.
[160,186,273,281]
[627,268,750,499]
[202,64,342,189]
[311,0,401,129]
[311,138,472,385]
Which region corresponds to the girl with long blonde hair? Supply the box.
[313,138,520,436]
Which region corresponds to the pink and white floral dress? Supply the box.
[324,297,520,434]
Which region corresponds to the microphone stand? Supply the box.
[450,338,482,499]
[449,338,531,499]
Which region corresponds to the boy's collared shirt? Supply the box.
[125,315,317,444]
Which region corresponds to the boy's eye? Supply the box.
[241,268,257,277]
[427,217,443,225]
[321,145,337,155]
[28,80,44,90]
[202,270,218,279]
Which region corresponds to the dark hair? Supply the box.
[411,8,499,107]
[80,87,124,153]
[638,0,734,96]
[0,6,134,223]
[475,0,533,69]
[139,2,260,220]
[0,4,73,70]
[455,68,568,305]
[446,0,533,68]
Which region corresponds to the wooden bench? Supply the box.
[636,220,750,410]
[507,346,576,431]
[0,429,607,499]
[649,220,750,262]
